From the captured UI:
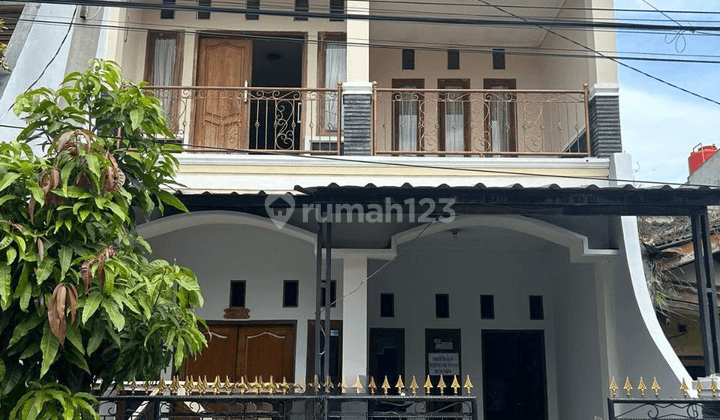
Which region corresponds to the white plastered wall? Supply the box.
[138,211,344,384]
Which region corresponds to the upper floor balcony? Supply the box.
[107,0,619,172]
[147,84,590,157]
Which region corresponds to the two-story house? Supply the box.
[3,1,720,419]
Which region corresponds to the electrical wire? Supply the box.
[1,121,715,188]
[5,15,720,64]
[16,0,720,33]
[476,0,720,106]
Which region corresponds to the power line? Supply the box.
[476,0,720,107]
[17,0,720,33]
[6,15,720,65]
[2,122,713,188]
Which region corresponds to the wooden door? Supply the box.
[237,324,296,382]
[193,37,252,151]
[181,323,295,383]
[183,324,238,381]
[369,328,405,395]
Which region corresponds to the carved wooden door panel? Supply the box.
[193,37,251,151]
[182,324,238,381]
[237,324,296,382]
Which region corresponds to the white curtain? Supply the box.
[324,41,346,131]
[398,93,418,151]
[490,92,509,152]
[444,89,464,152]
[153,38,176,120]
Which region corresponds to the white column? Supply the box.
[342,255,368,383]
[346,0,370,82]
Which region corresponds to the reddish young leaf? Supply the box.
[49,284,67,345]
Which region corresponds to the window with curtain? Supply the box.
[320,34,346,133]
[145,32,182,133]
[484,79,516,152]
[392,79,424,152]
[439,79,469,152]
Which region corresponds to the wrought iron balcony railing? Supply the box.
[145,86,342,155]
[372,86,590,157]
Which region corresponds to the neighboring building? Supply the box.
[3,1,720,419]
[638,213,720,379]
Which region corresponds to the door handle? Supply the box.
[243,80,248,103]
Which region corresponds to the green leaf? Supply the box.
[1,363,21,395]
[64,347,90,374]
[40,322,60,378]
[0,172,21,192]
[0,234,12,250]
[8,314,43,347]
[105,201,126,220]
[81,292,102,324]
[103,300,125,331]
[6,246,17,265]
[29,185,45,206]
[129,108,143,131]
[0,359,5,382]
[18,264,32,311]
[0,194,17,206]
[86,325,103,356]
[65,323,84,355]
[0,261,10,310]
[59,245,72,277]
[157,190,188,213]
[19,341,40,359]
[36,256,55,283]
[84,153,100,180]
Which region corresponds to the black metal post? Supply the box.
[324,219,332,393]
[315,220,324,389]
[691,208,720,374]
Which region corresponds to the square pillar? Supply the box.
[342,255,368,383]
[346,0,369,82]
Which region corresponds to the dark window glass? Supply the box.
[402,49,415,70]
[295,0,309,21]
[321,280,337,308]
[492,48,506,70]
[448,49,460,70]
[230,280,246,307]
[380,293,395,317]
[329,0,344,21]
[530,295,544,320]
[480,294,494,319]
[161,0,175,19]
[246,0,260,20]
[197,0,211,19]
[283,280,299,307]
[435,294,450,318]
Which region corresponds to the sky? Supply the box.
[613,0,720,186]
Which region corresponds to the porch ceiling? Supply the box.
[401,225,555,251]
[369,0,571,48]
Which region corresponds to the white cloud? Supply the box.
[620,87,720,185]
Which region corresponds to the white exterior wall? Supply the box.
[145,222,344,383]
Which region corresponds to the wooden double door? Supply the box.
[183,322,296,382]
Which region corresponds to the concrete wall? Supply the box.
[366,239,607,420]
[146,222,344,383]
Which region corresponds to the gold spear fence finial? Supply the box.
[609,377,618,398]
[638,377,647,397]
[450,375,461,395]
[651,377,661,398]
[381,376,391,395]
[410,376,419,396]
[438,376,447,396]
[395,375,405,395]
[423,376,433,395]
[464,375,473,395]
[353,376,364,394]
[711,378,718,398]
[623,377,633,397]
[680,378,690,398]
[368,376,377,395]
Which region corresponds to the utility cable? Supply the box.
[477,0,720,107]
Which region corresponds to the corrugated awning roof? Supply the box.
[175,182,720,217]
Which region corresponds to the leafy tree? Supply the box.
[0,59,206,418]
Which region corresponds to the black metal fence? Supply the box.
[97,394,478,420]
[609,398,720,419]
